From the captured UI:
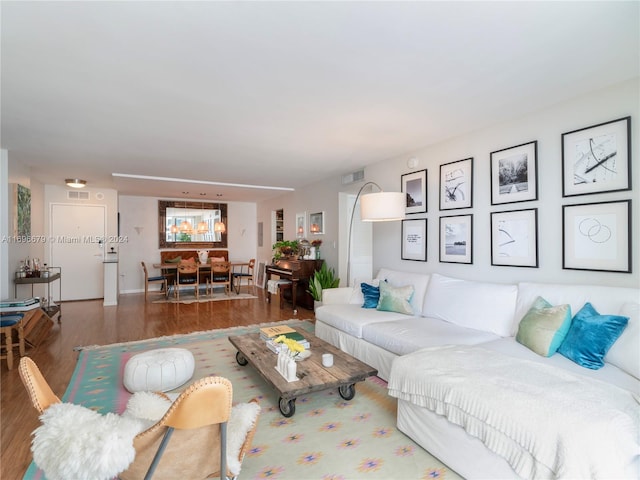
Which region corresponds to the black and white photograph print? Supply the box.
[401,218,427,261]
[401,169,427,214]
[562,116,631,197]
[490,141,538,205]
[440,157,473,210]
[491,208,538,268]
[562,200,631,273]
[439,214,473,264]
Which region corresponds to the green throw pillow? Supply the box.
[165,256,182,263]
[376,281,414,315]
[516,296,572,357]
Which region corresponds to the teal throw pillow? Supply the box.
[558,302,629,370]
[515,296,572,357]
[361,283,380,309]
[376,281,414,315]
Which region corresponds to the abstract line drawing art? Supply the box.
[440,157,473,210]
[491,209,538,267]
[562,117,631,197]
[562,200,631,273]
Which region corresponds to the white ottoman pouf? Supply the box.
[123,348,195,393]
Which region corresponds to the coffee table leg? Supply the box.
[235,351,248,366]
[279,397,296,417]
[338,384,356,400]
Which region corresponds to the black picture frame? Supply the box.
[439,214,473,264]
[490,141,538,205]
[401,169,427,214]
[561,116,631,197]
[401,219,427,261]
[490,208,539,268]
[440,157,473,210]
[562,200,631,273]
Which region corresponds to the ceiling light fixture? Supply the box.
[111,173,295,192]
[65,178,87,188]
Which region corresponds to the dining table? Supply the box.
[152,262,250,294]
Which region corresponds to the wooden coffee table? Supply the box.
[228,329,378,417]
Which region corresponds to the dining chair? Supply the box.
[141,262,169,301]
[175,259,199,300]
[207,261,231,296]
[232,259,255,294]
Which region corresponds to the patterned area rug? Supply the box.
[23,320,458,480]
[152,291,257,304]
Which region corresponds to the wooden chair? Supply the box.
[175,260,199,300]
[232,259,255,294]
[141,262,168,301]
[207,261,231,296]
[1,314,26,370]
[19,357,261,480]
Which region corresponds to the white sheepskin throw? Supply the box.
[32,403,145,480]
[123,391,174,430]
[227,402,261,475]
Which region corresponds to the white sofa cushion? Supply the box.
[605,302,639,380]
[314,303,410,338]
[362,316,499,356]
[376,268,430,316]
[514,282,640,336]
[421,273,518,337]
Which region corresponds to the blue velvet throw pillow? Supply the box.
[361,282,380,309]
[558,302,629,370]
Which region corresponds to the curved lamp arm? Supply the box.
[346,182,404,286]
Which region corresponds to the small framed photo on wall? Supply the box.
[562,116,631,197]
[562,200,631,273]
[401,169,427,214]
[491,208,539,268]
[440,157,473,210]
[490,141,538,205]
[309,211,325,235]
[295,212,307,238]
[439,214,473,264]
[401,219,427,261]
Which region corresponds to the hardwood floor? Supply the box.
[1,288,314,480]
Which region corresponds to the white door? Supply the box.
[50,204,105,300]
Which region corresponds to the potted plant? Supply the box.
[308,263,340,308]
[272,240,300,261]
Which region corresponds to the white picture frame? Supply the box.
[309,211,324,235]
[295,212,307,238]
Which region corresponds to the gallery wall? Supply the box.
[365,78,639,288]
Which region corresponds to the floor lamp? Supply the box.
[346,182,405,286]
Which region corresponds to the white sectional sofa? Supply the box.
[315,269,639,479]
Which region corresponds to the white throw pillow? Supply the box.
[422,273,518,337]
[605,302,639,379]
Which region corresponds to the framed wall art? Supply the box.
[440,157,473,210]
[562,116,631,197]
[401,169,427,214]
[562,200,631,273]
[490,141,538,205]
[439,214,473,264]
[13,184,31,237]
[309,211,325,235]
[491,208,538,268]
[401,218,427,261]
[295,212,307,238]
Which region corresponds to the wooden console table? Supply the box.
[14,267,62,322]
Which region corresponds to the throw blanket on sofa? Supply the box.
[388,345,639,479]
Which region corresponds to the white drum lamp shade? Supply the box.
[360,192,405,222]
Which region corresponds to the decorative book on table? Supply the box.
[0,297,41,312]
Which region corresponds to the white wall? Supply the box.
[0,150,8,300]
[118,195,256,293]
[365,78,639,288]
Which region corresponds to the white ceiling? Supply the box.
[2,1,638,202]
